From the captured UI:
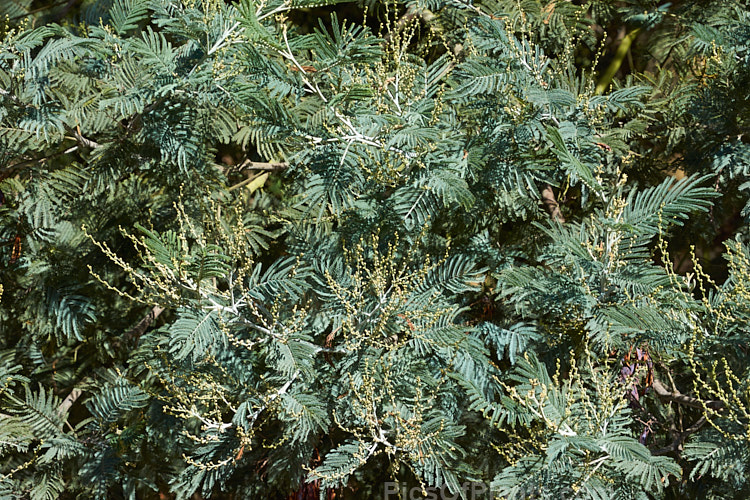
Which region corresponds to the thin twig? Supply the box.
[7,0,71,22]
[58,377,92,416]
[652,415,707,455]
[235,160,288,172]
[227,172,263,192]
[651,378,724,410]
[123,305,165,345]
[73,130,101,149]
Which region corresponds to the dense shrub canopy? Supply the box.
[1,0,749,498]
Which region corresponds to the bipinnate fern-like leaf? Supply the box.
[169,308,224,362]
[623,174,717,234]
[1,0,749,498]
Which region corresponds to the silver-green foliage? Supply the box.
[1,0,750,499]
